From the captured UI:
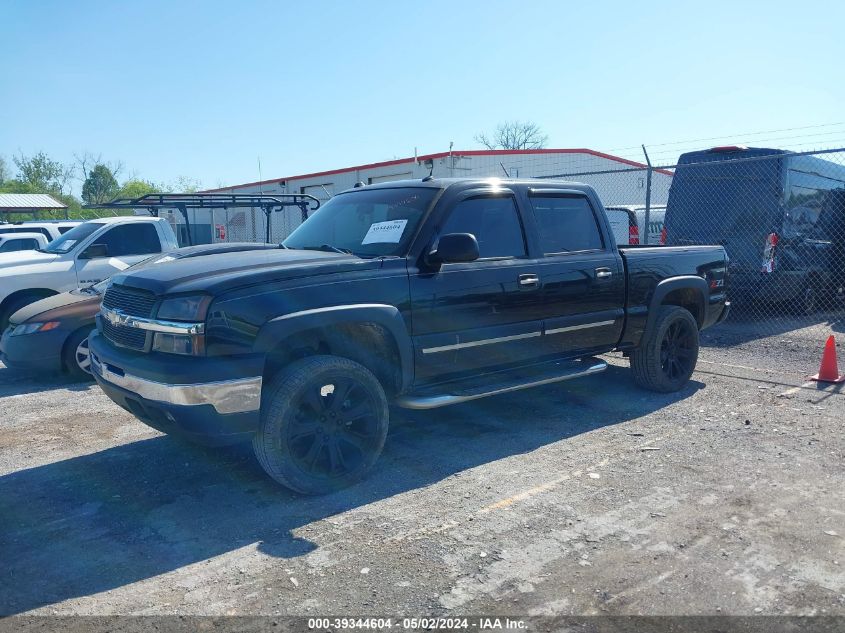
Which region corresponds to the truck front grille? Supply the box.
[102,285,157,317]
[102,319,148,350]
[101,285,157,351]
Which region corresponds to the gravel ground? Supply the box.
[1,318,843,618]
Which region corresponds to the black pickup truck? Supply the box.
[89,178,729,494]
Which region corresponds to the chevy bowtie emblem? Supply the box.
[103,308,127,326]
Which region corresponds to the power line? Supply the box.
[607,134,845,165]
[603,121,845,155]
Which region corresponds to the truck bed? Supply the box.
[617,244,729,349]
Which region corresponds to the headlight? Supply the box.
[152,332,205,356]
[156,294,212,321]
[10,321,61,336]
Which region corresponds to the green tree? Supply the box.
[169,175,202,193]
[13,152,73,194]
[119,178,162,199]
[81,163,119,205]
[0,156,9,183]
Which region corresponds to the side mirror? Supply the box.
[429,233,480,264]
[80,243,109,259]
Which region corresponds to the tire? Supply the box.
[630,306,699,393]
[787,284,816,316]
[253,355,389,495]
[62,327,95,381]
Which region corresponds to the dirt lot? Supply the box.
[1,316,843,618]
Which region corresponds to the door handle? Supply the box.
[595,268,613,279]
[518,273,540,289]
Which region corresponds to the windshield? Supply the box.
[282,187,439,257]
[41,222,104,254]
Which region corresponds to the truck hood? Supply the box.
[0,249,59,271]
[110,248,382,296]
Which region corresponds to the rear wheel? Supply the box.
[787,284,817,316]
[63,327,95,380]
[630,306,699,393]
[253,355,389,495]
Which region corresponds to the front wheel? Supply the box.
[253,355,389,495]
[63,327,95,381]
[630,306,699,393]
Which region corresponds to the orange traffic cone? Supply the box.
[810,335,845,383]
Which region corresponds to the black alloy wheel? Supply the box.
[253,355,389,494]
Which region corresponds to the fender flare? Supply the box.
[642,276,708,343]
[254,303,414,390]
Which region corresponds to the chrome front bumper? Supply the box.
[90,351,262,415]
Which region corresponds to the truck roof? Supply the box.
[0,232,45,240]
[340,177,595,195]
[85,215,167,225]
[606,204,667,212]
[1,220,80,226]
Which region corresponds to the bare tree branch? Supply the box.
[474,121,549,150]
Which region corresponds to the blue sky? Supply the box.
[2,0,844,192]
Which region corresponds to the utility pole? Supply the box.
[641,145,653,245]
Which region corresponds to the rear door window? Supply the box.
[529,195,604,253]
[441,196,526,259]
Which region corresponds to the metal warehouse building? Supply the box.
[194,148,673,243]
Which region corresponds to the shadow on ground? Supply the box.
[0,362,94,399]
[0,365,702,614]
[701,302,845,348]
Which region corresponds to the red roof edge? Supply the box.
[202,148,672,192]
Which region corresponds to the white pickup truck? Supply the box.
[0,220,81,241]
[0,232,50,253]
[0,216,179,329]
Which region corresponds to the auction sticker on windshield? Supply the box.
[362,220,407,244]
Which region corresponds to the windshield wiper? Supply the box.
[299,244,355,255]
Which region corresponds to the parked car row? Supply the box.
[0,220,81,253]
[0,242,278,378]
[0,232,50,253]
[0,220,81,241]
[0,215,181,331]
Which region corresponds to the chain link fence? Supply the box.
[164,144,845,348]
[535,147,845,345]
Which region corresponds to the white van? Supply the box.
[605,205,667,245]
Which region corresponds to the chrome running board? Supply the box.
[395,357,607,410]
